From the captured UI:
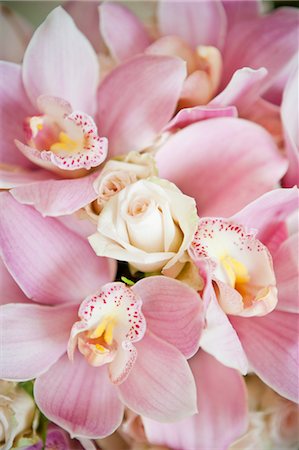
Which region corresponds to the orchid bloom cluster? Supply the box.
[0,1,298,450]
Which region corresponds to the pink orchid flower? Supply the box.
[0,192,203,438]
[136,188,298,450]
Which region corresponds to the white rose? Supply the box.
[0,381,36,450]
[86,151,158,221]
[89,177,198,275]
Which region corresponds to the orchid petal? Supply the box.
[0,303,76,380]
[0,258,28,304]
[222,0,261,28]
[163,105,237,132]
[11,173,99,217]
[34,354,124,438]
[22,7,99,114]
[0,192,114,305]
[156,118,287,217]
[64,1,103,53]
[0,165,52,189]
[143,351,248,450]
[100,2,151,62]
[132,276,203,358]
[231,311,299,403]
[281,62,299,187]
[0,62,35,169]
[231,188,299,246]
[274,233,299,314]
[118,331,197,422]
[97,55,186,156]
[222,8,299,94]
[157,0,227,50]
[0,5,32,63]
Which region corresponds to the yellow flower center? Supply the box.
[220,254,250,288]
[50,132,79,153]
[88,316,117,347]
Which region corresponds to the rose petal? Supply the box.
[34,354,124,438]
[0,192,113,305]
[22,7,99,114]
[132,276,203,358]
[156,118,287,217]
[97,54,186,156]
[0,303,77,380]
[117,331,197,422]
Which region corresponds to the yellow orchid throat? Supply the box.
[220,254,250,288]
[89,316,117,347]
[50,132,79,153]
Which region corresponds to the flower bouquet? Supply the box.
[0,1,298,449]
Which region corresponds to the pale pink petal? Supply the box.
[156,118,287,217]
[281,62,299,187]
[0,192,113,305]
[22,7,99,114]
[0,303,77,380]
[34,354,124,438]
[0,165,52,189]
[100,2,151,62]
[200,286,248,374]
[231,188,299,246]
[158,1,227,50]
[97,55,186,156]
[222,0,261,28]
[11,173,99,217]
[0,5,32,63]
[163,105,237,132]
[210,67,268,115]
[132,276,204,358]
[222,8,299,93]
[143,351,248,450]
[0,62,35,169]
[63,1,103,53]
[0,258,28,304]
[57,214,97,239]
[117,331,197,422]
[231,311,299,402]
[274,233,299,314]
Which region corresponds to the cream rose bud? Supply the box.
[89,177,199,275]
[86,151,158,220]
[0,381,36,450]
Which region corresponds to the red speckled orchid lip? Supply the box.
[190,218,277,317]
[15,95,108,172]
[68,282,146,385]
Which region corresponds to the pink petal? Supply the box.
[200,285,248,374]
[157,1,227,50]
[274,233,299,314]
[0,166,52,189]
[0,62,35,169]
[117,331,197,422]
[231,188,299,246]
[0,5,32,63]
[222,8,299,94]
[0,258,28,304]
[132,276,204,358]
[97,55,186,156]
[231,310,299,402]
[0,192,114,305]
[210,67,268,115]
[143,351,248,450]
[156,118,287,217]
[11,173,99,217]
[100,2,151,62]
[22,7,99,114]
[222,0,261,28]
[63,1,103,53]
[0,303,76,380]
[34,354,124,438]
[281,63,299,187]
[163,105,237,132]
